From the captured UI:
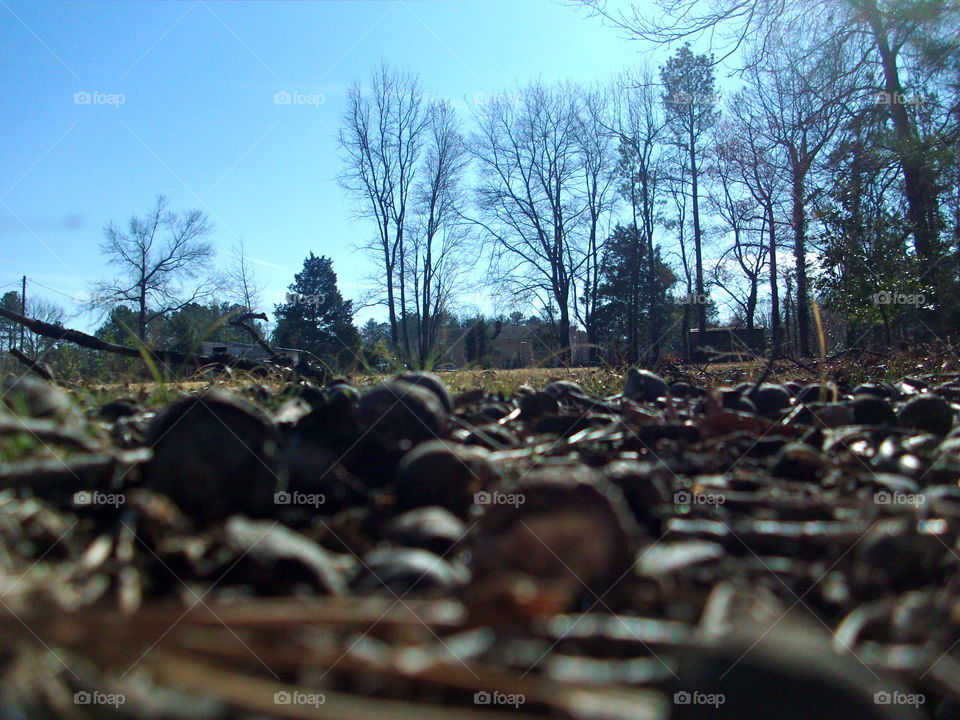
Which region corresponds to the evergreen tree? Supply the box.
[155,302,249,355]
[272,254,359,366]
[463,317,489,366]
[0,291,22,351]
[595,224,675,363]
[660,44,718,344]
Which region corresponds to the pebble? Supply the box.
[395,440,494,517]
[746,384,792,416]
[382,506,467,556]
[353,548,468,595]
[623,368,668,402]
[356,382,446,477]
[898,395,953,435]
[142,391,284,521]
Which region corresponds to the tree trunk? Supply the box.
[642,183,661,364]
[791,156,811,356]
[689,128,706,340]
[138,284,147,342]
[766,201,781,358]
[397,225,413,361]
[384,236,399,351]
[859,0,941,261]
[558,311,572,366]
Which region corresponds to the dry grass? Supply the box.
[57,345,945,408]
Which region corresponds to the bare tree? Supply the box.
[225,238,264,313]
[608,67,667,362]
[469,82,586,362]
[709,137,768,332]
[579,0,957,286]
[742,34,858,355]
[573,84,619,363]
[723,94,790,355]
[660,44,720,344]
[408,100,470,365]
[663,158,693,361]
[92,195,215,342]
[338,63,428,359]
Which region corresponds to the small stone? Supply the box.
[669,381,692,397]
[357,382,446,467]
[624,368,668,402]
[353,548,468,595]
[2,375,73,419]
[222,516,346,595]
[142,391,284,521]
[852,382,894,399]
[602,460,671,525]
[747,384,792,416]
[851,395,897,426]
[518,390,560,417]
[772,442,828,480]
[382,506,467,555]
[98,397,139,422]
[325,379,361,406]
[471,465,638,603]
[721,389,756,414]
[898,394,953,435]
[784,381,804,397]
[395,440,494,517]
[543,380,585,399]
[397,371,452,412]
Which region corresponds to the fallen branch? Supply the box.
[0,307,270,374]
[228,312,281,361]
[8,348,54,380]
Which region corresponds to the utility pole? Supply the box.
[19,275,26,352]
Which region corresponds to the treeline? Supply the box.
[4,0,958,377]
[338,0,959,364]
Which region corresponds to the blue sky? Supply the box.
[1,0,672,331]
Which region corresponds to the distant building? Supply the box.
[436,323,590,368]
[688,327,766,359]
[201,341,301,365]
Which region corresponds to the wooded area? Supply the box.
[3,0,958,378]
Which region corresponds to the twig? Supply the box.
[0,307,271,374]
[8,349,54,380]
[228,312,278,359]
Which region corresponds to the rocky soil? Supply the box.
[1,367,960,719]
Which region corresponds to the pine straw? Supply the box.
[0,595,666,719]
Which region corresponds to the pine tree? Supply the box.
[272,254,359,366]
[660,44,718,344]
[463,317,489,366]
[595,224,675,363]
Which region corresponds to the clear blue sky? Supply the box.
[1,0,670,331]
